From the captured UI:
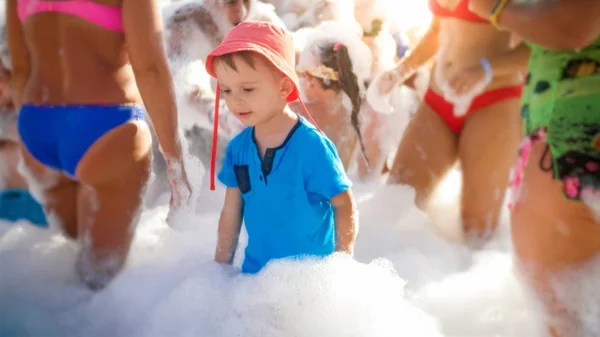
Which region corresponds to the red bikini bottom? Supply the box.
[424,86,523,133]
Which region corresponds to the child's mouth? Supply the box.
[237,111,252,118]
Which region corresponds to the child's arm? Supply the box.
[304,134,357,255]
[215,187,244,264]
[330,189,358,255]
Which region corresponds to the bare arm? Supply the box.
[373,18,440,96]
[215,188,244,264]
[6,0,31,109]
[123,0,182,158]
[470,0,600,50]
[394,17,440,80]
[330,189,358,255]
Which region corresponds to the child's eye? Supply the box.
[221,89,231,94]
[243,88,254,93]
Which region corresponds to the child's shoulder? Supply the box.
[296,116,336,150]
[226,127,253,151]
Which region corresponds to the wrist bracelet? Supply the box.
[490,0,510,29]
[480,58,493,84]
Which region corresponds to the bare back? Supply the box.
[19,0,140,105]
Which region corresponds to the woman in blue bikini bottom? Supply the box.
[17,104,154,289]
[7,0,190,291]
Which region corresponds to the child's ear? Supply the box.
[280,77,295,100]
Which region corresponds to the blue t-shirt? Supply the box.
[218,116,352,274]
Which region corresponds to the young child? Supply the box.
[205,21,358,274]
[294,20,372,172]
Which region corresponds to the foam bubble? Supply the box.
[0,0,564,334]
[0,171,546,337]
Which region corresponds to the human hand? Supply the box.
[377,69,401,96]
[165,156,193,229]
[365,69,400,115]
[446,61,490,96]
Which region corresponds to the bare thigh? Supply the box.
[511,141,600,336]
[335,126,358,171]
[387,101,458,207]
[357,107,388,181]
[19,144,78,238]
[74,120,152,290]
[458,98,521,244]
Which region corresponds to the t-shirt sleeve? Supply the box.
[305,134,352,200]
[218,141,238,188]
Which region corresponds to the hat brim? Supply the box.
[205,40,299,102]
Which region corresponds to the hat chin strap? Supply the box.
[296,97,321,132]
[209,85,321,191]
[210,85,221,191]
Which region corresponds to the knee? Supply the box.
[460,214,497,248]
[460,201,502,224]
[45,210,78,239]
[460,181,505,218]
[386,160,413,185]
[75,249,128,291]
[460,199,501,247]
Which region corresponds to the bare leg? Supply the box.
[19,146,78,238]
[74,121,152,290]
[335,125,358,171]
[357,106,387,181]
[387,101,458,208]
[458,98,521,246]
[512,141,600,337]
[1,140,27,189]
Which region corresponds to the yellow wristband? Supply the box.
[490,0,509,29]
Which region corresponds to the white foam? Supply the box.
[16,158,60,205]
[544,253,600,336]
[0,168,550,336]
[365,71,397,115]
[296,20,372,83]
[0,0,581,334]
[284,0,356,31]
[162,138,204,232]
[582,189,600,222]
[246,0,288,29]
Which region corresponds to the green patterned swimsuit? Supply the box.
[511,36,600,206]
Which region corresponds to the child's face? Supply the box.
[298,74,318,102]
[298,73,333,103]
[215,54,292,127]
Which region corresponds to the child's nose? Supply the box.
[233,95,245,105]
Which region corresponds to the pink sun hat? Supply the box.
[205,21,319,190]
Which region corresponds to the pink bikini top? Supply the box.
[18,0,124,33]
